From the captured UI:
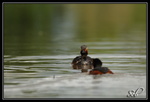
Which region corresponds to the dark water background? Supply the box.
[3,3,147,98]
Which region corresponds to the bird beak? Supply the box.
[84,48,88,52]
[81,48,88,53]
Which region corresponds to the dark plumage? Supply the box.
[89,58,114,75]
[72,45,93,65]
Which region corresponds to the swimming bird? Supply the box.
[72,45,93,65]
[89,58,114,75]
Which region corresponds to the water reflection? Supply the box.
[4,3,146,56]
[72,64,93,73]
[3,3,146,98]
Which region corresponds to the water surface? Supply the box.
[3,3,147,99]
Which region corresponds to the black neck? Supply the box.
[93,59,103,67]
[80,50,88,57]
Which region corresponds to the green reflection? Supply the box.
[75,4,146,41]
[3,3,146,56]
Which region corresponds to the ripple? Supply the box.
[4,73,146,98]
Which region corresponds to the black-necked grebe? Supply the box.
[89,58,114,75]
[72,45,93,65]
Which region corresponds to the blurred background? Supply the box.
[4,3,147,98]
[4,3,146,56]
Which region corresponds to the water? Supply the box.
[3,4,147,99]
[4,41,146,99]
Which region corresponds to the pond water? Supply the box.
[3,4,147,99]
[4,40,147,99]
